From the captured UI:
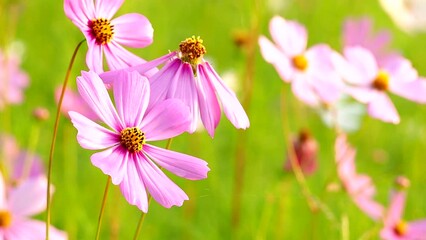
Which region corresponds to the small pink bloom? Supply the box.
[55,86,98,120]
[333,46,426,124]
[380,189,426,240]
[69,70,210,212]
[284,130,318,175]
[335,134,385,220]
[0,173,67,239]
[64,0,153,73]
[258,16,343,106]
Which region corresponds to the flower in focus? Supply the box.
[0,46,29,110]
[69,70,210,212]
[101,36,250,137]
[55,86,98,120]
[379,0,426,33]
[333,46,426,124]
[284,130,318,176]
[335,134,385,220]
[380,177,426,240]
[0,173,67,239]
[64,0,153,73]
[259,16,343,106]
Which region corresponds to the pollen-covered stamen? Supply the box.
[394,220,408,236]
[292,54,308,71]
[179,36,207,68]
[0,210,12,228]
[372,70,390,91]
[89,18,114,45]
[120,127,145,153]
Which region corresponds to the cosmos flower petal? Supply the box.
[113,71,150,127]
[104,41,145,71]
[5,219,67,240]
[407,220,426,237]
[196,64,221,137]
[111,13,153,48]
[86,39,104,74]
[144,144,209,180]
[385,191,406,226]
[69,111,118,150]
[0,172,6,208]
[95,0,123,19]
[137,155,189,208]
[119,156,148,212]
[141,99,191,141]
[333,51,368,86]
[291,76,320,106]
[77,71,124,130]
[391,78,426,103]
[91,146,127,185]
[203,62,250,130]
[367,92,400,124]
[345,86,376,103]
[343,47,378,84]
[8,176,47,217]
[353,196,385,221]
[258,36,293,82]
[269,16,307,56]
[64,0,94,30]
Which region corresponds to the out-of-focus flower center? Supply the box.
[0,210,12,228]
[179,36,206,74]
[394,220,408,236]
[292,55,308,71]
[372,70,389,91]
[120,127,145,153]
[89,18,114,45]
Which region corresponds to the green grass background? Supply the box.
[2,0,426,239]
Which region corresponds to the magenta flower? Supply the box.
[69,70,209,212]
[333,46,426,124]
[0,173,67,239]
[381,189,426,239]
[101,37,250,137]
[258,16,343,106]
[335,134,385,220]
[64,0,153,73]
[55,86,98,120]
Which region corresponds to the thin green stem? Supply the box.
[96,176,112,240]
[46,39,85,240]
[133,138,173,240]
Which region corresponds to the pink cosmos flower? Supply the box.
[101,37,250,137]
[333,46,426,124]
[335,134,385,220]
[380,188,426,239]
[69,70,210,212]
[0,173,67,239]
[0,47,29,110]
[284,130,318,175]
[55,86,98,120]
[258,16,343,106]
[64,0,153,73]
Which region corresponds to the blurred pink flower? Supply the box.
[284,130,318,175]
[69,70,210,212]
[64,0,153,73]
[55,86,98,120]
[0,173,67,239]
[333,46,426,124]
[335,134,385,220]
[101,37,250,137]
[0,47,29,110]
[258,16,343,106]
[380,190,426,239]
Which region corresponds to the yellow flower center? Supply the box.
[179,36,206,74]
[0,210,12,228]
[292,54,308,71]
[394,220,408,236]
[372,70,389,91]
[89,18,114,45]
[120,127,145,153]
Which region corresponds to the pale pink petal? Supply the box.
[111,13,153,48]
[345,86,376,103]
[95,0,123,19]
[143,144,209,180]
[258,36,293,82]
[137,154,188,208]
[55,86,99,120]
[269,16,307,56]
[385,191,406,227]
[203,62,250,129]
[0,172,6,208]
[291,75,320,106]
[104,41,145,71]
[8,176,47,217]
[113,71,150,127]
[12,152,44,181]
[119,155,148,212]
[5,219,67,240]
[86,39,104,74]
[77,71,124,130]
[64,0,95,30]
[343,18,371,47]
[383,55,417,84]
[343,46,378,85]
[141,99,191,141]
[390,78,426,103]
[91,146,127,185]
[354,197,385,221]
[367,92,400,124]
[69,111,118,150]
[332,51,367,85]
[407,219,426,238]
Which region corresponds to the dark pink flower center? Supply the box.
[0,210,12,228]
[372,70,389,91]
[89,18,114,45]
[292,54,308,71]
[393,220,408,236]
[120,127,145,153]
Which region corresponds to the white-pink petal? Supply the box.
[91,146,127,185]
[94,0,123,19]
[367,92,400,124]
[5,219,67,240]
[390,78,426,103]
[269,16,307,56]
[258,36,293,82]
[104,41,145,71]
[111,13,153,48]
[291,75,320,106]
[343,46,378,85]
[8,176,48,217]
